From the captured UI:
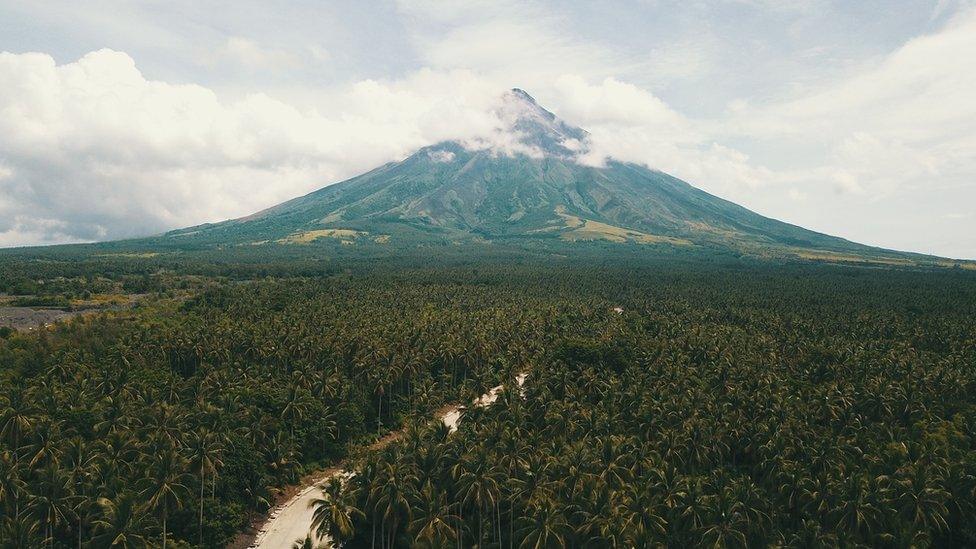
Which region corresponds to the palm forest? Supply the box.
[1,250,976,548]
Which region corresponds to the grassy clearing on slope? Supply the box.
[277,229,367,244]
[795,250,916,266]
[276,229,393,245]
[552,206,692,246]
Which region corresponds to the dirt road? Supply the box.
[246,373,526,549]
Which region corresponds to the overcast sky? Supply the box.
[1,0,974,258]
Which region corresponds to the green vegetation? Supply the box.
[1,87,972,549]
[330,266,976,547]
[1,254,975,547]
[0,261,598,547]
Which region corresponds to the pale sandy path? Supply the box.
[247,471,340,548]
[247,373,526,549]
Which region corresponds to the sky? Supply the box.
[0,0,974,258]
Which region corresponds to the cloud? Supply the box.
[828,170,866,195]
[559,5,974,258]
[551,76,691,131]
[211,37,302,70]
[787,188,808,201]
[709,6,976,212]
[535,76,774,199]
[720,0,825,12]
[427,150,455,162]
[393,0,648,88]
[0,3,974,258]
[0,50,419,244]
[205,37,332,73]
[0,217,81,249]
[0,50,566,245]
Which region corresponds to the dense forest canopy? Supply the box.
[1,253,975,547]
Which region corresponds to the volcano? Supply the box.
[160,89,911,263]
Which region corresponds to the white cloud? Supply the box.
[0,50,563,245]
[728,7,976,160]
[829,170,866,195]
[0,50,412,243]
[542,76,775,199]
[551,76,691,131]
[427,150,455,162]
[212,37,302,70]
[0,216,82,248]
[787,188,808,202]
[393,0,647,89]
[206,37,334,73]
[0,2,974,258]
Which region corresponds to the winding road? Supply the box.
[247,373,526,549]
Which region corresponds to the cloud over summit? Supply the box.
[0,49,722,248]
[0,1,974,257]
[0,51,528,246]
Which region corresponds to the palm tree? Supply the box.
[0,450,26,518]
[516,500,572,549]
[452,454,504,544]
[830,474,881,541]
[371,372,389,434]
[94,432,139,501]
[92,495,150,548]
[266,431,301,483]
[281,385,312,438]
[317,406,339,456]
[310,477,362,547]
[616,483,666,546]
[0,385,34,457]
[65,436,97,549]
[893,464,951,542]
[26,418,65,470]
[370,460,418,549]
[292,534,318,549]
[73,496,99,549]
[28,462,73,548]
[409,484,459,549]
[139,448,190,549]
[188,428,223,545]
[0,512,40,548]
